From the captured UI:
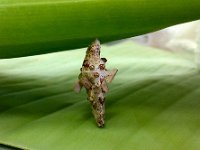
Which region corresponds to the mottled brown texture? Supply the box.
[75,39,117,127]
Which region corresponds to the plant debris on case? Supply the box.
[74,39,118,127]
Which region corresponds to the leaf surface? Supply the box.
[0,41,199,150]
[0,0,200,58]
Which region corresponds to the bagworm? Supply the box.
[74,39,118,127]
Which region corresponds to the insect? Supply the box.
[74,39,118,127]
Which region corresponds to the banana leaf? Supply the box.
[0,0,200,58]
[0,41,199,150]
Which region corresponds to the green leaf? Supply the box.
[0,144,21,150]
[0,41,199,150]
[0,0,200,58]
